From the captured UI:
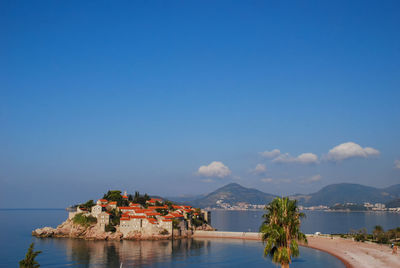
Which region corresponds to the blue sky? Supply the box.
[1,1,399,208]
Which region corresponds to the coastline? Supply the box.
[302,237,353,268]
[192,231,400,268]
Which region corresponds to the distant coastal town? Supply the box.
[205,199,400,212]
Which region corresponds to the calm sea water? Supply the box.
[211,210,400,234]
[4,209,399,267]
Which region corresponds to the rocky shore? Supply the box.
[32,219,214,241]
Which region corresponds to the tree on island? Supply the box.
[19,242,41,268]
[103,190,129,206]
[260,197,307,268]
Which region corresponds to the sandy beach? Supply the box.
[193,231,400,267]
[305,235,400,268]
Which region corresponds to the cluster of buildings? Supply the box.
[207,200,265,210]
[363,202,387,211]
[299,202,400,212]
[208,200,400,212]
[69,191,210,236]
[298,205,329,211]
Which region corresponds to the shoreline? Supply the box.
[192,231,400,268]
[302,240,353,268]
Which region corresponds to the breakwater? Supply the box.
[193,230,262,240]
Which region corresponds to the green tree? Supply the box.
[103,190,129,206]
[19,243,42,268]
[79,200,95,210]
[373,225,383,240]
[260,197,307,268]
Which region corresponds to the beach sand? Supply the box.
[305,235,400,268]
[193,231,400,267]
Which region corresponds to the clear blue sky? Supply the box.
[1,1,399,208]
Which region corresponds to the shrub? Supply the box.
[105,224,116,232]
[376,234,389,244]
[19,243,41,268]
[159,229,169,235]
[354,228,367,242]
[172,219,180,230]
[72,213,97,227]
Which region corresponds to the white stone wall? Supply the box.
[91,205,102,217]
[159,221,172,234]
[120,218,172,236]
[97,212,110,231]
[120,219,143,236]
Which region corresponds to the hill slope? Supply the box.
[292,183,400,206]
[190,183,276,208]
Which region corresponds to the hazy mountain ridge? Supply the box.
[186,183,276,208]
[291,183,400,206]
[168,182,400,208]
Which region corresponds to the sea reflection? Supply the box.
[50,238,210,267]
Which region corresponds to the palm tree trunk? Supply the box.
[281,263,289,268]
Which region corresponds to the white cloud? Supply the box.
[260,149,281,158]
[325,142,380,161]
[261,178,273,183]
[197,161,231,178]
[301,174,322,184]
[251,164,267,175]
[394,160,400,169]
[273,152,319,164]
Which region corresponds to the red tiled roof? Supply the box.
[148,205,168,209]
[119,207,135,210]
[147,218,157,224]
[162,219,172,222]
[122,195,128,199]
[100,205,107,207]
[120,217,130,221]
[130,215,146,219]
[108,201,117,205]
[171,212,184,218]
[129,203,140,207]
[98,199,108,202]
[133,209,145,213]
[147,198,162,203]
[145,212,161,216]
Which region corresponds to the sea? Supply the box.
[1,209,399,267]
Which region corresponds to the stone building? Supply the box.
[97,211,110,231]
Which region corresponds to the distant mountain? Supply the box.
[291,183,400,206]
[183,182,400,208]
[386,198,400,208]
[383,184,400,197]
[190,183,276,208]
[165,194,206,204]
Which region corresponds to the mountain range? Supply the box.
[168,182,400,208]
[187,183,276,208]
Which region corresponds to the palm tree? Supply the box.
[19,243,42,268]
[260,197,307,268]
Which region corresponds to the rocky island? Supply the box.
[33,190,213,241]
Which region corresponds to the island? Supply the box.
[33,190,214,240]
